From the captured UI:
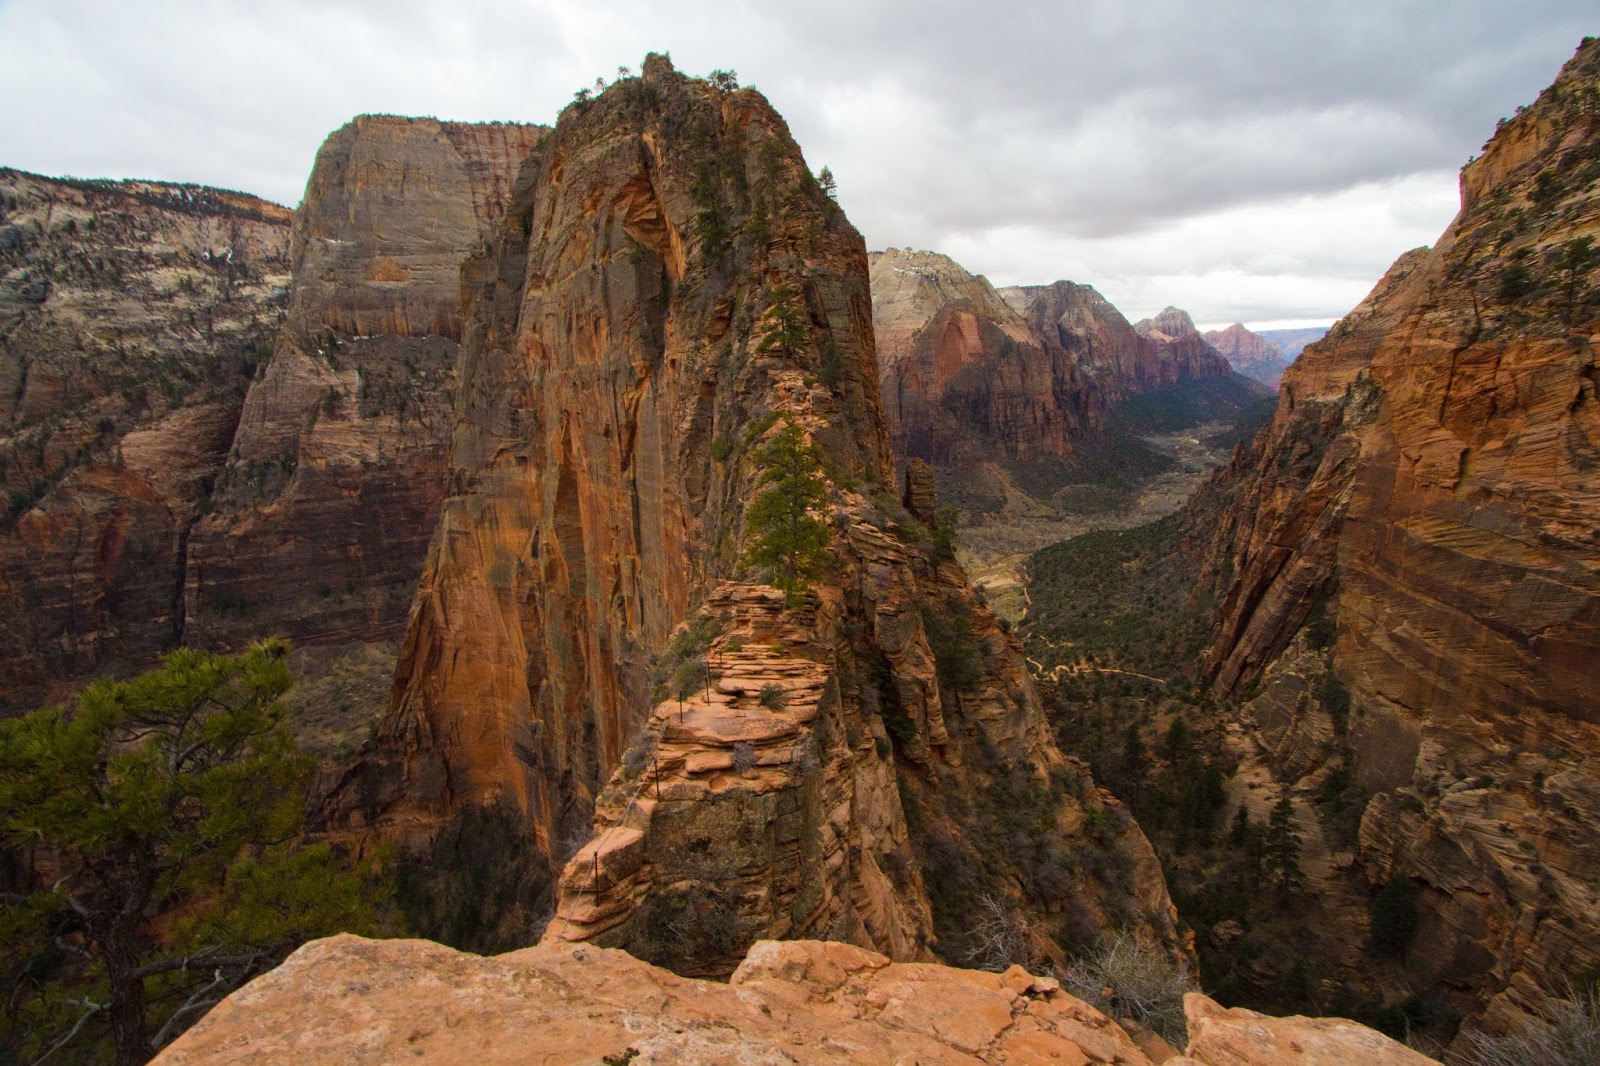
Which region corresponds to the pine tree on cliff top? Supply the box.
[0,641,388,1066]
[745,414,830,605]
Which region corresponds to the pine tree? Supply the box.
[817,165,837,201]
[744,415,830,604]
[754,284,808,359]
[0,641,387,1065]
[1264,794,1305,895]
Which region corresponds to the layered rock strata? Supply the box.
[1199,38,1600,1040]
[184,116,543,654]
[871,248,1098,466]
[1131,308,1235,386]
[322,58,1184,970]
[1202,322,1291,388]
[155,935,1437,1066]
[0,170,292,704]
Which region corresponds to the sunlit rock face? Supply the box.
[318,57,1186,974]
[1198,38,1600,1041]
[184,115,544,658]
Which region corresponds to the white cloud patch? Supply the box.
[0,0,1590,324]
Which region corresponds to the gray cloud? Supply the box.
[0,0,1591,324]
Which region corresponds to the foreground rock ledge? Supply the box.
[155,935,1437,1065]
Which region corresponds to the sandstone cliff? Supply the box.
[184,116,543,658]
[154,934,1438,1066]
[320,57,1185,973]
[1132,308,1236,387]
[1202,323,1291,388]
[0,170,292,705]
[871,248,1098,467]
[1198,37,1600,1043]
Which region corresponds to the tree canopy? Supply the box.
[745,414,831,604]
[0,640,388,1065]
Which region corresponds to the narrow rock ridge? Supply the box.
[1195,37,1600,1040]
[319,57,1186,971]
[153,934,1439,1066]
[184,115,544,654]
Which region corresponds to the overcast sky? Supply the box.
[1,1,1592,328]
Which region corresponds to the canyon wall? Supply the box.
[1199,38,1600,1041]
[1132,307,1235,386]
[871,248,1097,466]
[185,116,543,656]
[0,170,292,706]
[0,118,542,713]
[322,58,1185,974]
[1202,322,1291,388]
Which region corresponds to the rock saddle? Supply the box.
[1201,323,1291,388]
[1198,37,1600,1043]
[0,170,292,706]
[185,115,543,657]
[320,57,1186,972]
[153,934,1437,1066]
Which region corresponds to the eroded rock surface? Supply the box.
[185,115,543,657]
[155,935,1431,1066]
[321,58,1186,973]
[1174,992,1439,1066]
[1198,37,1600,1039]
[0,170,292,704]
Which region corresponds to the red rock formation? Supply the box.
[321,57,1185,972]
[1133,308,1235,386]
[1002,280,1169,396]
[0,170,292,704]
[154,935,1439,1066]
[871,249,1098,465]
[184,116,543,654]
[1199,38,1600,1040]
[1202,323,1291,388]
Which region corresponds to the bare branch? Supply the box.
[151,966,250,1049]
[30,999,101,1065]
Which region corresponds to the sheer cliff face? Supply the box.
[870,249,1095,464]
[1202,323,1290,388]
[1202,39,1600,1033]
[1132,307,1235,385]
[184,116,543,653]
[328,58,1184,973]
[0,171,292,703]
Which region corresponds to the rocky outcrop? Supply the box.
[0,170,292,705]
[871,248,1098,465]
[1133,308,1235,386]
[1202,323,1291,388]
[1000,281,1172,396]
[184,116,543,656]
[155,935,1431,1066]
[1198,38,1600,1041]
[320,57,1184,972]
[1175,992,1440,1066]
